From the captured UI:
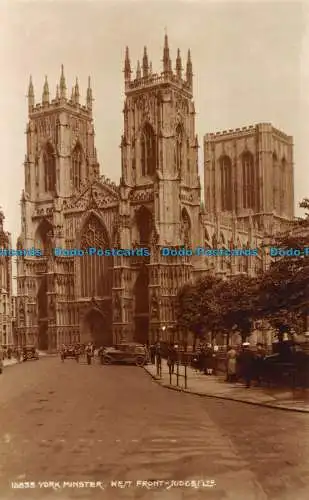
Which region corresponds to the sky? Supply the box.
[0,0,308,249]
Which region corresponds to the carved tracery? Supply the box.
[43,142,56,193]
[141,123,156,176]
[80,214,113,298]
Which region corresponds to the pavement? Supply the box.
[144,359,309,413]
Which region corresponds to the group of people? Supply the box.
[226,342,266,388]
[60,342,96,364]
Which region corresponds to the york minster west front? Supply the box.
[16,35,295,351]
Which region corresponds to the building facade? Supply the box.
[16,36,294,351]
[0,211,13,347]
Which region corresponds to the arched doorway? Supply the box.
[134,266,149,344]
[38,276,48,350]
[81,309,112,347]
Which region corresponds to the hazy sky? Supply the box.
[0,0,308,246]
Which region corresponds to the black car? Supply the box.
[22,346,39,361]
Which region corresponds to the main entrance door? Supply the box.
[82,309,112,347]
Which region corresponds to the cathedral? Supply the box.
[15,35,295,351]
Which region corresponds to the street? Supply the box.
[0,357,308,500]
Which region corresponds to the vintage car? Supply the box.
[22,346,39,361]
[63,345,79,359]
[101,342,148,366]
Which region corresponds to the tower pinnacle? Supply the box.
[176,49,182,79]
[42,76,49,105]
[124,46,131,81]
[163,32,172,74]
[86,76,93,110]
[27,75,35,111]
[136,60,141,79]
[75,77,80,104]
[59,64,66,99]
[186,49,193,89]
[142,46,149,78]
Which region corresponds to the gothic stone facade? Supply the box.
[16,37,294,350]
[0,211,13,347]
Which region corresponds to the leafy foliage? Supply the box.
[257,198,309,333]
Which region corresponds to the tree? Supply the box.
[175,274,222,349]
[213,274,260,343]
[258,198,309,336]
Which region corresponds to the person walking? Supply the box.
[238,342,255,388]
[167,343,177,375]
[254,343,266,385]
[149,344,156,364]
[226,346,237,382]
[86,343,93,365]
[155,341,162,375]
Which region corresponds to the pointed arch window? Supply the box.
[43,143,56,193]
[280,158,286,213]
[72,143,83,190]
[242,152,255,210]
[181,208,191,246]
[141,123,156,176]
[175,125,184,172]
[136,206,152,246]
[220,156,232,211]
[80,214,113,298]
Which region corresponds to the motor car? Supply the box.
[63,345,78,359]
[22,346,39,361]
[102,342,148,366]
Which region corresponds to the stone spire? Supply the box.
[86,76,93,110]
[55,84,60,100]
[42,76,49,105]
[136,60,141,79]
[163,32,172,74]
[75,77,80,104]
[142,46,149,78]
[149,61,153,75]
[176,49,182,79]
[59,64,66,99]
[0,209,4,232]
[124,46,131,81]
[186,49,193,89]
[71,86,75,102]
[27,75,35,111]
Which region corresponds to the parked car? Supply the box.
[102,342,148,366]
[22,346,39,361]
[63,345,79,359]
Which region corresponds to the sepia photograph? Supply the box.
[0,0,308,499]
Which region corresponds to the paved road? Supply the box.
[0,357,308,500]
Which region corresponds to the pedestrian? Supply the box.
[238,342,255,388]
[149,344,156,364]
[226,346,237,382]
[86,343,93,365]
[155,342,161,374]
[60,344,65,362]
[254,343,266,385]
[167,343,177,375]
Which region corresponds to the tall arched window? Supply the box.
[80,214,113,298]
[181,208,191,246]
[175,125,183,172]
[136,206,152,246]
[242,152,255,210]
[35,219,53,255]
[43,143,56,193]
[141,123,156,176]
[72,143,83,190]
[280,158,286,213]
[220,156,232,211]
